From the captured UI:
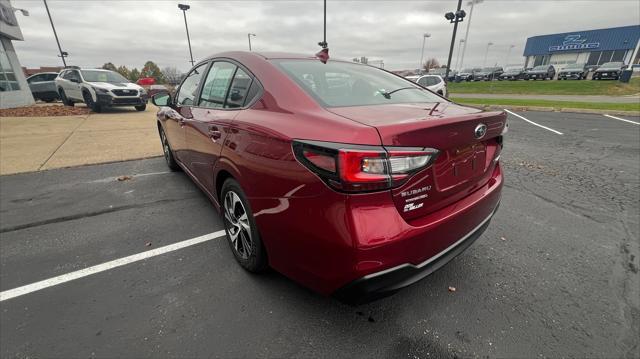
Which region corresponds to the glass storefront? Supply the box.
[0,40,20,92]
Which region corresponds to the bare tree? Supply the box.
[161,67,182,85]
[422,58,440,71]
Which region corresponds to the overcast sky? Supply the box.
[11,0,640,72]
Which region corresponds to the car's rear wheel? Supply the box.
[59,89,74,106]
[83,91,102,112]
[159,127,180,171]
[221,179,268,273]
[135,104,146,111]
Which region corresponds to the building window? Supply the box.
[0,40,20,92]
[599,50,614,64]
[611,50,627,62]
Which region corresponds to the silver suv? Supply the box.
[55,67,148,112]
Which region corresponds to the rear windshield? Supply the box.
[81,70,129,83]
[533,65,548,70]
[273,60,443,107]
[600,62,623,68]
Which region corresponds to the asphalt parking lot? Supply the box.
[1,111,638,358]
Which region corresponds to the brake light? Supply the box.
[293,140,439,193]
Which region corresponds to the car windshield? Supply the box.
[274,60,443,107]
[506,68,522,72]
[481,67,493,72]
[564,64,583,69]
[461,68,473,73]
[600,62,623,68]
[533,66,548,71]
[81,70,129,83]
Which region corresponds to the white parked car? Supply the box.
[55,67,148,112]
[405,74,448,97]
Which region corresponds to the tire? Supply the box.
[221,178,268,273]
[59,89,74,106]
[135,104,146,111]
[82,91,102,112]
[159,126,180,172]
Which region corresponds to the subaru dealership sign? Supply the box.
[549,34,600,52]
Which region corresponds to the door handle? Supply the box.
[178,119,185,127]
[208,125,222,140]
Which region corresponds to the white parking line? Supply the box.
[504,109,563,135]
[603,114,640,126]
[0,230,226,302]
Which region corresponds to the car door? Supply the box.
[27,74,43,95]
[183,60,243,195]
[167,62,209,163]
[65,70,82,99]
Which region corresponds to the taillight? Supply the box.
[292,140,439,193]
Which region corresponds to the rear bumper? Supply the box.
[334,201,499,304]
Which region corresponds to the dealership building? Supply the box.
[523,25,640,69]
[0,0,33,109]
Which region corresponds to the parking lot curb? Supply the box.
[482,105,639,116]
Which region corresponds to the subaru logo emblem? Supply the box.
[474,123,487,139]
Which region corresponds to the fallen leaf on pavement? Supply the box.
[145,242,152,247]
[448,286,456,292]
[117,175,133,181]
[501,237,506,241]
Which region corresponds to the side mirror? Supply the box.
[152,92,172,107]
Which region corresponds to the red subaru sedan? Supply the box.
[152,52,505,303]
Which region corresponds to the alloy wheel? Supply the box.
[160,130,171,164]
[223,191,252,260]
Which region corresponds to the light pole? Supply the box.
[419,33,431,71]
[248,33,256,51]
[178,4,194,67]
[454,38,465,71]
[504,44,515,67]
[43,0,67,67]
[459,0,483,70]
[444,2,466,82]
[482,42,493,68]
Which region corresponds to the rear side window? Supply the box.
[224,68,252,108]
[274,60,443,107]
[177,63,207,106]
[199,62,236,108]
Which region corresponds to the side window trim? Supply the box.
[221,65,239,109]
[190,57,263,111]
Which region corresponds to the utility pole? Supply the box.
[454,38,465,70]
[459,0,483,70]
[444,0,466,82]
[43,0,67,67]
[178,4,194,67]
[482,42,493,68]
[504,44,515,67]
[248,33,256,51]
[419,33,431,71]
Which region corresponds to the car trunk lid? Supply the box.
[328,102,506,221]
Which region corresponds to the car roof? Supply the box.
[201,51,356,65]
[27,72,59,77]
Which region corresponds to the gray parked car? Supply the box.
[26,72,60,102]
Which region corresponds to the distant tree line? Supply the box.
[100,61,182,84]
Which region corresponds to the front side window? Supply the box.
[177,63,208,106]
[274,60,443,107]
[199,62,236,108]
[0,40,19,92]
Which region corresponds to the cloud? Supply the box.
[12,0,640,72]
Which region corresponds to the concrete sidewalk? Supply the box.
[451,93,640,103]
[0,106,162,175]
